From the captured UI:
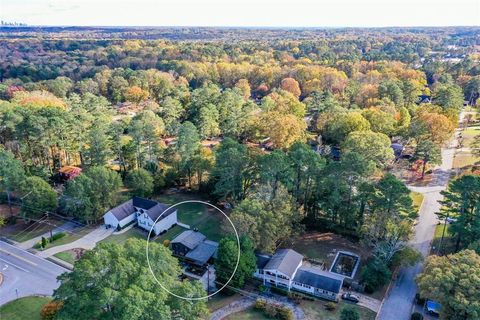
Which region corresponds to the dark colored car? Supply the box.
[341,293,360,303]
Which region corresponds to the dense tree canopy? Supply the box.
[54,239,209,320]
[417,250,480,320]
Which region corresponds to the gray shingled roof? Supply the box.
[264,249,303,278]
[185,240,219,265]
[293,267,343,293]
[171,230,206,250]
[147,203,176,221]
[109,199,135,221]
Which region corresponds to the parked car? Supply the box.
[426,300,441,316]
[341,292,360,303]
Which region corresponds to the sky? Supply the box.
[1,0,479,27]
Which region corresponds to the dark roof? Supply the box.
[171,230,207,250]
[147,203,175,221]
[132,196,157,210]
[131,197,175,221]
[256,254,271,270]
[264,249,303,278]
[293,267,343,294]
[109,199,135,221]
[185,240,219,265]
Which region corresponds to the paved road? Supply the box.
[377,113,464,320]
[0,241,68,305]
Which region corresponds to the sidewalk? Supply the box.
[37,225,114,258]
[17,221,81,250]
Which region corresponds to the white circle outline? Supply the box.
[145,200,241,301]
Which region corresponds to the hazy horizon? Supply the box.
[1,0,479,28]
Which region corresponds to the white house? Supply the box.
[254,248,344,301]
[104,196,177,236]
[260,249,303,290]
[103,199,136,229]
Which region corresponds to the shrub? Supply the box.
[41,236,48,248]
[277,307,293,320]
[163,239,171,247]
[340,305,360,320]
[270,285,289,296]
[258,284,267,292]
[41,300,64,320]
[255,299,267,311]
[51,232,66,241]
[360,258,392,293]
[411,312,424,320]
[254,299,292,320]
[325,302,337,311]
[264,304,278,318]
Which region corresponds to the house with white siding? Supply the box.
[254,248,344,301]
[104,196,177,236]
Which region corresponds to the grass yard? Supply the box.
[207,293,242,312]
[410,192,424,214]
[35,226,96,250]
[459,126,480,148]
[155,193,227,242]
[431,223,456,255]
[288,232,369,277]
[453,151,480,170]
[53,250,76,264]
[53,248,86,264]
[155,224,187,243]
[300,300,376,320]
[0,218,62,242]
[100,227,145,245]
[224,307,270,320]
[0,296,51,320]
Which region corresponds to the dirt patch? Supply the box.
[286,232,371,275]
[0,204,20,218]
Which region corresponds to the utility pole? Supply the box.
[207,264,210,301]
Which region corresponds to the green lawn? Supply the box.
[460,126,480,148]
[453,151,480,169]
[224,307,270,320]
[1,219,59,242]
[432,223,456,255]
[300,300,376,320]
[155,225,188,243]
[155,195,227,242]
[410,192,424,215]
[0,296,51,320]
[207,293,242,312]
[99,227,145,245]
[53,250,77,264]
[35,226,96,250]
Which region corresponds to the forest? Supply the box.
[0,27,479,307]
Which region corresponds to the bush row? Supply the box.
[255,299,293,320]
